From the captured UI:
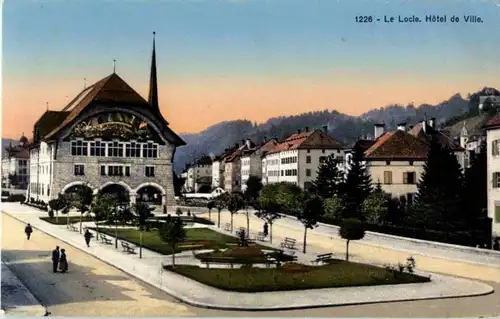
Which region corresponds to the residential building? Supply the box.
[484,116,500,239]
[26,34,186,211]
[261,127,347,190]
[185,155,213,193]
[224,139,255,192]
[2,135,30,190]
[211,145,239,189]
[240,138,279,191]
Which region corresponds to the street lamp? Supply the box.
[115,206,122,249]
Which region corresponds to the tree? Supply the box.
[8,173,20,188]
[323,195,344,220]
[343,145,372,219]
[226,192,245,232]
[158,216,186,268]
[311,154,345,199]
[298,195,323,253]
[207,200,215,222]
[412,137,465,231]
[244,176,263,203]
[133,202,154,259]
[71,185,94,234]
[339,218,365,261]
[464,141,487,221]
[274,182,303,216]
[257,184,283,243]
[214,193,227,228]
[48,193,67,223]
[361,184,389,224]
[91,193,116,235]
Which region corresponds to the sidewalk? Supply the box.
[1,203,495,311]
[1,261,47,316]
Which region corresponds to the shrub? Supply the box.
[176,207,183,216]
[236,228,248,247]
[6,194,26,202]
[48,209,54,218]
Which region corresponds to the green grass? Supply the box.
[150,216,215,226]
[40,216,94,225]
[165,260,430,292]
[89,227,242,255]
[194,246,291,264]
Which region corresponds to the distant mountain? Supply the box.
[174,90,488,174]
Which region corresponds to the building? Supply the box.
[483,116,500,239]
[261,127,347,190]
[223,139,255,192]
[240,138,278,191]
[211,145,239,189]
[2,136,30,190]
[357,120,464,203]
[26,34,186,211]
[185,155,212,193]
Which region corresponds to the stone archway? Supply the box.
[99,182,132,205]
[62,181,95,194]
[134,182,166,211]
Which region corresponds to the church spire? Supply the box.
[148,32,159,113]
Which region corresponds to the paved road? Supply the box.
[3,212,500,317]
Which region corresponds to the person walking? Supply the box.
[84,229,92,247]
[51,246,60,273]
[494,238,500,251]
[24,224,33,240]
[263,222,269,237]
[58,249,68,273]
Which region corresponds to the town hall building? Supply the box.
[26,33,186,211]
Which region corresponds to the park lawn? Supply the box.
[150,215,215,226]
[165,260,430,292]
[40,216,94,225]
[90,227,242,255]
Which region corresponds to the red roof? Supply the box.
[409,123,463,151]
[266,130,345,155]
[484,116,500,130]
[364,130,429,160]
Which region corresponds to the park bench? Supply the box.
[280,237,297,250]
[224,223,232,231]
[68,224,78,232]
[311,253,334,265]
[256,232,266,241]
[121,241,137,254]
[100,234,113,245]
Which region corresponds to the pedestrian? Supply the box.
[84,229,92,247]
[58,249,68,273]
[25,223,33,240]
[263,222,269,237]
[494,238,500,251]
[51,246,60,273]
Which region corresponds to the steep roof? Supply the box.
[364,129,429,160]
[352,139,376,152]
[484,115,500,130]
[409,123,464,151]
[266,130,345,155]
[33,110,70,142]
[225,141,257,163]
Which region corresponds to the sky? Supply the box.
[3,0,500,139]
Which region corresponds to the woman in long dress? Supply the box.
[58,249,68,273]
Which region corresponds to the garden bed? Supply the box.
[151,216,215,226]
[165,259,430,292]
[40,216,94,225]
[194,246,289,264]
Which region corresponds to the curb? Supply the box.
[3,211,495,311]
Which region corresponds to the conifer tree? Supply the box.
[464,141,487,220]
[343,144,372,219]
[311,153,345,199]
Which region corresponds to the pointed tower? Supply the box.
[148,32,160,113]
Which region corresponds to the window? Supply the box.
[74,164,85,176]
[125,166,131,177]
[108,141,123,157]
[90,141,106,156]
[403,172,416,184]
[306,169,311,177]
[71,140,88,156]
[495,204,500,223]
[493,140,500,156]
[100,166,106,176]
[322,149,326,153]
[306,156,311,163]
[493,172,500,188]
[383,171,392,184]
[108,165,123,176]
[386,160,391,165]
[407,193,415,204]
[319,156,326,164]
[281,170,284,176]
[126,142,141,157]
[143,142,158,158]
[307,149,310,153]
[145,166,155,177]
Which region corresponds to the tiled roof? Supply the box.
[409,123,464,151]
[364,130,429,160]
[225,141,257,163]
[33,110,70,143]
[266,130,345,155]
[484,115,500,130]
[196,155,213,165]
[353,139,376,152]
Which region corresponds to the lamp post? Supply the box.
[115,206,121,249]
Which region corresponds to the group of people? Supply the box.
[51,246,68,273]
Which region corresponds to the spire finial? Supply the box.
[148,31,161,115]
[46,102,49,111]
[84,78,87,89]
[113,59,116,73]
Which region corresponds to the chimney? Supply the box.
[374,124,385,139]
[408,125,414,130]
[297,129,301,134]
[429,117,436,129]
[245,138,251,148]
[322,125,328,133]
[305,126,309,132]
[397,123,407,131]
[421,120,427,134]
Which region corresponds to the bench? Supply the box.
[280,237,297,249]
[311,253,334,265]
[224,223,232,231]
[256,232,266,241]
[121,241,137,254]
[68,224,78,232]
[100,234,113,245]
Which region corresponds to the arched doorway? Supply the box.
[64,184,93,202]
[136,185,162,205]
[99,183,130,206]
